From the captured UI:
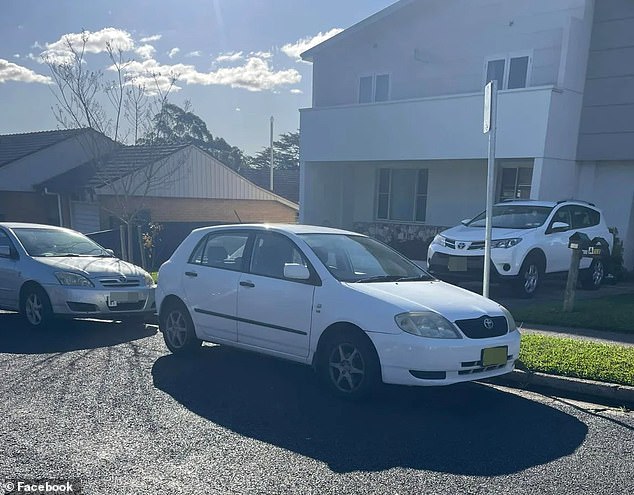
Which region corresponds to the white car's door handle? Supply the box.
[239,280,255,288]
[185,271,198,278]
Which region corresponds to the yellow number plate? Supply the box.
[481,346,508,367]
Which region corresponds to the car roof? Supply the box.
[0,222,71,230]
[190,223,365,237]
[494,200,599,209]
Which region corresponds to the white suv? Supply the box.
[427,200,613,297]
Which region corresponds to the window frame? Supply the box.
[497,165,533,202]
[484,51,533,90]
[187,230,253,273]
[358,73,391,103]
[375,168,429,223]
[247,231,322,286]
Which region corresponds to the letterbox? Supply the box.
[586,237,609,258]
[568,232,591,251]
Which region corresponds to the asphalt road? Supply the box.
[1,313,633,495]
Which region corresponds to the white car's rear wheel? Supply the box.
[161,302,201,354]
[580,258,604,290]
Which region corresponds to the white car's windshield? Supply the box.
[13,228,111,257]
[301,234,432,283]
[467,205,553,229]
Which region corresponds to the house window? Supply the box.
[485,54,531,89]
[377,168,428,222]
[358,74,390,103]
[499,167,532,201]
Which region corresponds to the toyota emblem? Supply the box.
[118,275,127,283]
[457,242,466,249]
[483,318,494,330]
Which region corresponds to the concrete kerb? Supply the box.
[484,369,634,408]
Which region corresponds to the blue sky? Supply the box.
[0,0,394,154]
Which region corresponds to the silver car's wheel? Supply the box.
[160,303,201,354]
[21,286,52,328]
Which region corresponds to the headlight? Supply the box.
[500,306,518,333]
[395,311,462,339]
[143,273,155,286]
[55,271,94,287]
[491,238,522,249]
[431,234,446,247]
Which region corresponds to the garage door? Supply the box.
[71,202,101,234]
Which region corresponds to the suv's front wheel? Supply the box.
[513,255,543,298]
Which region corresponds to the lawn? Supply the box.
[518,333,634,387]
[512,294,634,334]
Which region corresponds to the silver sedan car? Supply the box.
[0,223,156,328]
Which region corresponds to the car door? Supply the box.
[180,230,251,343]
[544,206,574,273]
[0,229,21,310]
[237,232,317,358]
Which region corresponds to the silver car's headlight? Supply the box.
[491,238,522,249]
[55,271,94,287]
[431,234,446,247]
[143,272,155,287]
[395,311,462,339]
[500,306,518,333]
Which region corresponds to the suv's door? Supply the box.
[180,231,251,342]
[544,205,574,273]
[237,232,317,358]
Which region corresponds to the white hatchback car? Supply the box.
[428,200,613,297]
[156,224,520,399]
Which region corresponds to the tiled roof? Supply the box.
[0,129,88,168]
[40,144,189,192]
[239,168,300,203]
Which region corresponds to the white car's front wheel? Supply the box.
[514,255,543,298]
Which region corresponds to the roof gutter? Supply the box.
[43,187,64,227]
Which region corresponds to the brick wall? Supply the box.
[98,195,298,225]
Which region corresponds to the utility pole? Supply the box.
[483,80,498,298]
[269,116,274,191]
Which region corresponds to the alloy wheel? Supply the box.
[25,292,44,326]
[524,264,539,294]
[592,260,604,286]
[328,343,366,393]
[165,309,188,349]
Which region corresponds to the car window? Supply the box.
[550,206,574,230]
[468,205,553,229]
[0,230,14,257]
[12,228,108,257]
[250,232,309,280]
[189,232,249,272]
[571,206,600,229]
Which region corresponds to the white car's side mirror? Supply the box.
[284,263,310,280]
[0,245,12,257]
[551,222,570,232]
[460,218,471,226]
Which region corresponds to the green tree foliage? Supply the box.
[248,131,299,170]
[142,102,247,171]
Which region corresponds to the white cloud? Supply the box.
[135,44,156,60]
[0,59,52,84]
[42,27,135,65]
[13,54,20,59]
[140,34,162,43]
[168,47,180,59]
[250,51,272,59]
[235,107,241,112]
[215,51,243,63]
[281,28,343,61]
[290,88,303,94]
[116,54,301,93]
[186,50,202,58]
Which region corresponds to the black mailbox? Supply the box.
[587,237,609,258]
[568,232,591,251]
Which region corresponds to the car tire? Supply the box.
[160,301,202,354]
[580,258,604,291]
[21,285,53,329]
[318,330,380,400]
[513,255,543,298]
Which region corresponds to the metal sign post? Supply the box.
[483,80,498,298]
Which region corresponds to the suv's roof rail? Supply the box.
[500,198,539,202]
[555,199,596,207]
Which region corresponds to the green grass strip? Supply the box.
[518,333,634,386]
[512,294,634,334]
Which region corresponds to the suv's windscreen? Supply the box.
[467,205,553,229]
[13,228,111,257]
[300,233,432,283]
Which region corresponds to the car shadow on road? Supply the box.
[152,345,588,476]
[0,312,157,354]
